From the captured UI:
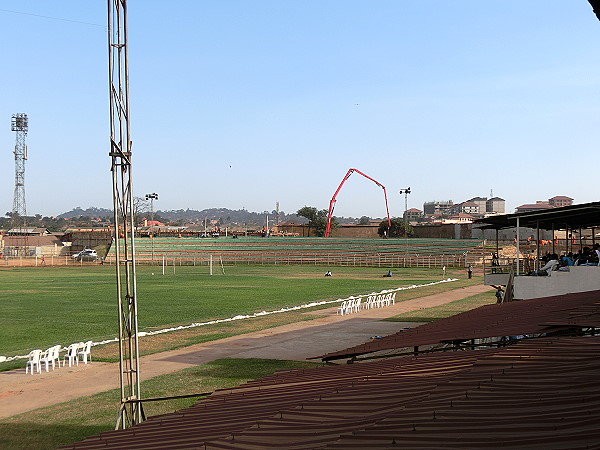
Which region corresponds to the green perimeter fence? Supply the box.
[0,238,488,268]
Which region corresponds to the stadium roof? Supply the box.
[316,290,600,362]
[472,201,600,231]
[64,290,600,449]
[63,336,600,449]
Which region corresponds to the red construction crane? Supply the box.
[324,168,392,237]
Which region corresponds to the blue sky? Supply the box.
[1,1,599,218]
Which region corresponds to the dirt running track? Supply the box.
[0,284,492,419]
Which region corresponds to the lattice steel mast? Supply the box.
[108,0,143,429]
[11,113,29,255]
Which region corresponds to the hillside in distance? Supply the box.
[57,206,369,226]
[157,208,304,226]
[57,206,303,226]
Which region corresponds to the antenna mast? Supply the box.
[11,113,29,255]
[109,0,143,429]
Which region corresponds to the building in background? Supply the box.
[403,208,423,222]
[516,196,574,213]
[423,196,506,219]
[423,200,454,217]
[486,197,505,214]
[466,197,487,214]
[451,201,480,215]
[444,212,476,224]
[548,196,574,208]
[515,201,553,213]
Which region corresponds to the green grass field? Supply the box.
[0,287,494,449]
[0,264,469,361]
[0,265,489,449]
[384,290,497,322]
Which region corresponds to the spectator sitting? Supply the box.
[558,253,574,271]
[383,270,392,277]
[594,244,600,266]
[529,254,559,276]
[324,271,332,277]
[537,254,559,275]
[561,253,574,266]
[576,247,597,266]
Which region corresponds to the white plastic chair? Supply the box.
[51,345,61,368]
[348,299,357,314]
[391,292,396,305]
[353,298,362,313]
[342,299,351,315]
[25,349,42,374]
[382,293,392,307]
[63,343,80,367]
[337,301,347,315]
[40,345,61,372]
[78,341,93,364]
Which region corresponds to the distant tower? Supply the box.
[10,113,29,255]
[276,201,280,225]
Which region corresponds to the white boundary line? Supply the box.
[1,278,458,363]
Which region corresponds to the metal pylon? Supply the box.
[108,0,143,429]
[11,113,29,255]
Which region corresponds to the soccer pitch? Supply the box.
[0,264,454,359]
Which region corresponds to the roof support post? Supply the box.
[536,221,540,270]
[495,229,499,257]
[516,217,520,275]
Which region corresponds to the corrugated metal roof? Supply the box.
[317,290,600,362]
[63,336,600,449]
[473,201,600,230]
[2,234,64,247]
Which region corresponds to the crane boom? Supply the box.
[324,168,392,237]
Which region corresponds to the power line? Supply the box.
[0,8,106,29]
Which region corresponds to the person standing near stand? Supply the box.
[493,286,504,303]
[467,264,473,279]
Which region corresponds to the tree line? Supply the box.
[296,207,413,237]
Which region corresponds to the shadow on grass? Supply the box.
[383,290,496,323]
[185,357,311,381]
[0,423,111,450]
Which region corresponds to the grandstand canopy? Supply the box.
[473,201,600,231]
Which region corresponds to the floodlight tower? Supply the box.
[399,187,411,221]
[145,193,158,227]
[11,113,29,255]
[108,0,143,429]
[145,193,158,262]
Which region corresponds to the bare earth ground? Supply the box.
[0,284,492,419]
